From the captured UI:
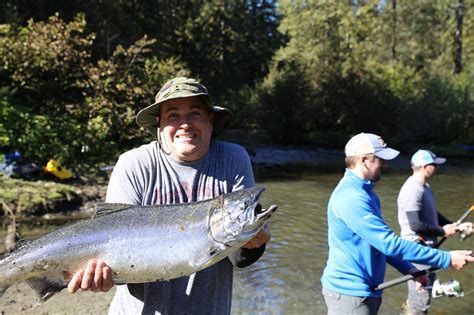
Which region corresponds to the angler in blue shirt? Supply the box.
[320,132,474,315]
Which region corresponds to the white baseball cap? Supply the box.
[411,149,446,167]
[345,132,400,160]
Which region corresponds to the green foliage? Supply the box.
[82,36,189,160]
[0,1,473,161]
[0,15,187,166]
[0,14,92,108]
[253,61,314,144]
[255,0,474,150]
[0,15,92,163]
[176,0,283,99]
[0,1,283,101]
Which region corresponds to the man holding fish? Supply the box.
[67,77,271,314]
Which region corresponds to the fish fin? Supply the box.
[113,279,127,285]
[0,285,10,299]
[14,238,31,250]
[26,278,66,302]
[3,238,31,255]
[208,247,222,257]
[93,202,135,218]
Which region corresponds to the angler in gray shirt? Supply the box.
[397,149,472,315]
[67,77,270,314]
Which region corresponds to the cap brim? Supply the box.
[434,157,446,164]
[374,148,400,160]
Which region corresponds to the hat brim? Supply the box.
[434,157,446,164]
[136,99,233,139]
[374,148,400,160]
[136,91,209,128]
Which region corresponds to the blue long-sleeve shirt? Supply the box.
[321,169,451,298]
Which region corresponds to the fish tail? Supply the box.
[0,286,7,315]
[27,278,66,302]
[0,284,9,298]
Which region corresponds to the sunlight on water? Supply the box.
[233,180,331,314]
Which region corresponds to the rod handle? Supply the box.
[374,267,439,291]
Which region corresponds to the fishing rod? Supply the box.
[374,205,474,292]
[375,252,474,292]
[375,266,440,291]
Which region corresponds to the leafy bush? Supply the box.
[0,15,188,167]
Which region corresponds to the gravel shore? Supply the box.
[2,283,115,314]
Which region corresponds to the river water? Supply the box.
[233,162,474,315]
[2,159,473,314]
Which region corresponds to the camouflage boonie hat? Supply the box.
[136,77,233,138]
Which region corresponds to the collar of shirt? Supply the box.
[344,168,373,190]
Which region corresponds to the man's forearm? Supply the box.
[407,211,444,237]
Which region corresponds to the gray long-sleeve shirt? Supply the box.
[106,140,263,315]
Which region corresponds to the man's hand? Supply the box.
[67,259,114,293]
[414,274,429,292]
[458,222,473,233]
[449,250,474,270]
[242,224,270,249]
[443,223,459,237]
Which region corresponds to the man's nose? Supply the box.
[179,115,193,127]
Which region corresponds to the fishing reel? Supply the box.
[459,225,472,241]
[431,279,464,298]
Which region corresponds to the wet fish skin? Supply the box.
[0,186,277,302]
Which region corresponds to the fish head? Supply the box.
[209,186,277,246]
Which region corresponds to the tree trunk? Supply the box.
[454,0,463,74]
[391,0,397,60]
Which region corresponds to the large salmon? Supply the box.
[0,186,277,301]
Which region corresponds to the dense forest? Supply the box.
[0,0,473,166]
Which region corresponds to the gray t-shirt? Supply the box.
[106,140,256,315]
[397,176,439,244]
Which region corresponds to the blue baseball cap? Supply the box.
[411,150,446,167]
